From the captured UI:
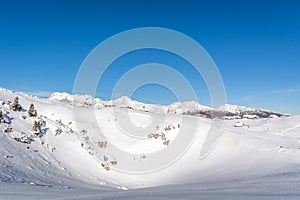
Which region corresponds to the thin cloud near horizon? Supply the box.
[272,88,300,94]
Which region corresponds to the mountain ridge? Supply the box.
[48,91,288,119]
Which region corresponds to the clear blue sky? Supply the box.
[0,0,299,114]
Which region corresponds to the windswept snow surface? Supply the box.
[0,88,300,199]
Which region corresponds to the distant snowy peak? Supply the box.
[49,92,98,106]
[167,101,211,115]
[47,92,211,114]
[111,96,132,106]
[47,92,288,119]
[49,92,73,102]
[217,104,256,113]
[49,93,135,107]
[217,104,287,119]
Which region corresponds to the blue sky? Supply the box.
[0,0,300,114]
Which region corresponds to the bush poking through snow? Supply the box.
[28,104,37,117]
[2,126,12,133]
[161,133,167,140]
[0,111,5,123]
[110,160,117,166]
[13,136,35,144]
[55,119,74,136]
[103,156,108,162]
[101,163,110,171]
[32,120,43,136]
[0,111,11,124]
[148,132,171,146]
[163,140,170,146]
[164,125,172,131]
[55,128,63,136]
[10,97,22,111]
[97,141,107,149]
[101,156,118,171]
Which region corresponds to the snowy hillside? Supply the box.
[1,87,300,199]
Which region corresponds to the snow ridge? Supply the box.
[49,92,288,119]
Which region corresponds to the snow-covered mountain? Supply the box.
[49,92,287,119]
[1,87,300,199]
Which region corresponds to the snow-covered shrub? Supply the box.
[148,132,171,146]
[55,128,63,136]
[56,120,73,135]
[0,110,11,124]
[148,133,161,139]
[164,125,172,131]
[28,103,37,117]
[97,141,107,149]
[2,126,12,133]
[38,116,46,127]
[110,160,117,166]
[101,156,118,171]
[13,136,34,144]
[2,100,11,108]
[103,156,108,162]
[56,119,63,126]
[10,97,22,111]
[163,140,170,146]
[101,163,110,171]
[161,133,166,140]
[32,120,43,136]
[234,121,244,127]
[54,119,68,136]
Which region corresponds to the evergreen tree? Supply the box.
[10,97,22,111]
[28,103,37,117]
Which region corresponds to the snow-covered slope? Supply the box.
[1,87,300,199]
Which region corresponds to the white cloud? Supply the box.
[272,88,300,94]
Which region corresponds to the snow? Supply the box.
[167,101,211,114]
[217,104,256,113]
[48,92,287,119]
[0,87,300,199]
[242,114,259,119]
[234,121,245,127]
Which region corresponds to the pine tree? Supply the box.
[10,97,22,111]
[28,103,37,117]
